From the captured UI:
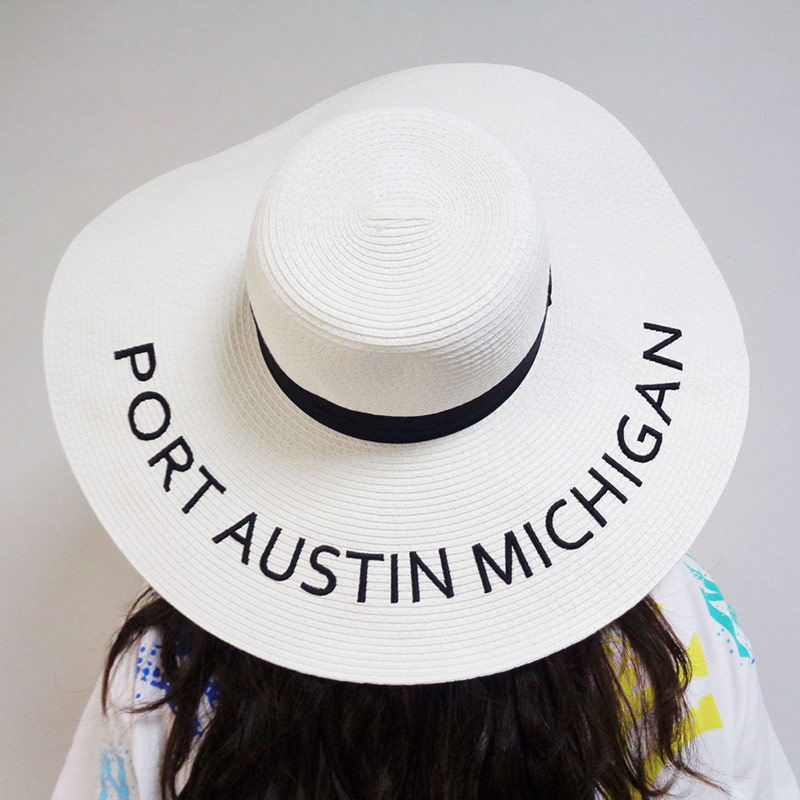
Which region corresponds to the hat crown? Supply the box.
[245,105,551,417]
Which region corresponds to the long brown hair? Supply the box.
[103,588,726,800]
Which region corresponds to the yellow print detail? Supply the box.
[605,630,723,799]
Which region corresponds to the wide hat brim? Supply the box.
[43,63,749,684]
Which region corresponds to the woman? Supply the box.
[45,64,798,798]
[53,553,797,798]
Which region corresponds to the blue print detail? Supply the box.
[136,643,169,692]
[683,555,753,662]
[98,743,131,800]
[135,638,219,738]
[205,678,219,707]
[194,678,219,737]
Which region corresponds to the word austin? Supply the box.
[114,322,683,605]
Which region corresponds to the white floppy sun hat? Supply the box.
[43,63,749,684]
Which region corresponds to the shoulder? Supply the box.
[103,625,221,797]
[648,554,800,797]
[649,551,756,754]
[51,628,172,800]
[648,554,746,784]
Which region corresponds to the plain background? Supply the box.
[2,1,798,796]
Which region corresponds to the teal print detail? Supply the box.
[98,743,131,800]
[684,555,753,661]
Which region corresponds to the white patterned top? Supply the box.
[50,554,799,799]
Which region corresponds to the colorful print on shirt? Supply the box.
[134,639,218,737]
[98,741,133,800]
[682,552,754,666]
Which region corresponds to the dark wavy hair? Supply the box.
[103,588,727,800]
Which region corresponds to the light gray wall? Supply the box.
[2,1,798,796]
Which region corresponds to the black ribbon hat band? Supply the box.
[253,268,553,444]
